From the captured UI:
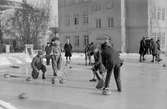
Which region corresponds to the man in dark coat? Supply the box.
[156,39,162,62]
[85,42,95,65]
[31,51,46,79]
[88,42,95,56]
[150,38,160,62]
[151,39,162,62]
[145,37,151,54]
[45,42,52,65]
[101,42,123,95]
[139,37,146,62]
[64,39,72,63]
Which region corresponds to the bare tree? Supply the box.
[0,0,51,50]
[14,0,51,49]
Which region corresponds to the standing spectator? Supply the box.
[50,36,64,84]
[45,42,52,65]
[151,38,160,62]
[139,36,146,62]
[64,39,72,63]
[50,36,62,76]
[156,39,162,62]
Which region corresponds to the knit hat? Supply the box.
[38,50,43,55]
[51,36,59,42]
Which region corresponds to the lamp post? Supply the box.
[121,0,126,53]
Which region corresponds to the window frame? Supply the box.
[74,14,79,25]
[96,18,102,28]
[107,17,114,28]
[74,35,80,46]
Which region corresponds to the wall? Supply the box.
[59,0,121,52]
[148,0,167,52]
[126,0,148,53]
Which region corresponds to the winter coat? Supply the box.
[45,45,52,55]
[151,40,159,56]
[31,55,43,70]
[101,44,122,70]
[50,41,61,56]
[64,43,72,57]
[139,39,145,55]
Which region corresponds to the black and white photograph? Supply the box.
[0,0,167,109]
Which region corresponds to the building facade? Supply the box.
[148,0,167,52]
[58,0,122,52]
[58,0,166,53]
[125,0,148,53]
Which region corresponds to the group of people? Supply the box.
[29,33,164,95]
[86,38,123,95]
[139,36,162,63]
[45,39,73,66]
[30,34,123,95]
[31,37,62,81]
[31,36,73,83]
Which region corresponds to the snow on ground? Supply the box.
[0,57,12,66]
[0,53,85,66]
[0,52,166,66]
[0,53,32,66]
[0,100,18,109]
[0,52,167,109]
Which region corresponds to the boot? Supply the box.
[102,88,111,95]
[96,79,104,89]
[42,74,46,80]
[118,88,122,92]
[51,77,55,84]
[89,78,96,82]
[53,73,57,76]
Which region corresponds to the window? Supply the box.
[65,15,70,26]
[152,7,156,19]
[82,10,89,24]
[96,18,102,28]
[162,8,165,21]
[96,4,101,11]
[84,35,89,46]
[108,17,114,28]
[74,14,79,25]
[166,8,167,19]
[161,32,165,48]
[65,0,72,6]
[66,36,70,40]
[74,35,79,46]
[157,8,161,20]
[151,32,156,37]
[83,15,89,24]
[92,3,101,12]
[105,1,113,9]
[74,0,79,3]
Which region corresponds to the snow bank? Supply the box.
[120,53,139,59]
[0,57,12,66]
[0,52,166,66]
[0,100,18,109]
[0,53,33,66]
